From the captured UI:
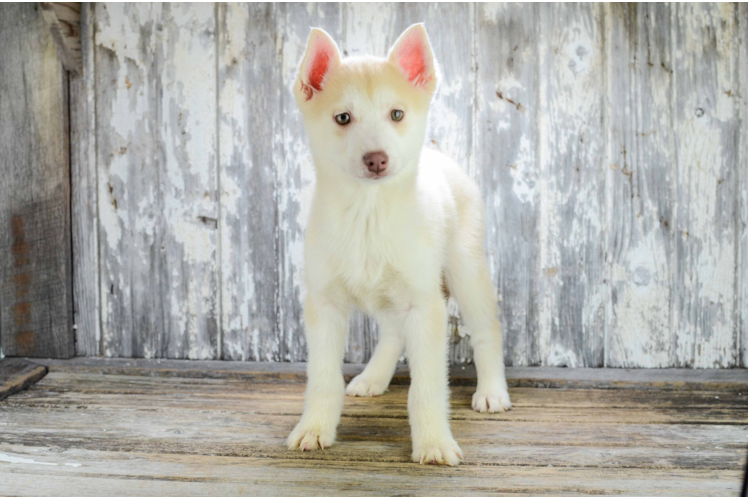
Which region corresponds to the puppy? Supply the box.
[286,23,511,466]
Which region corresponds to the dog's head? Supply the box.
[293,24,439,183]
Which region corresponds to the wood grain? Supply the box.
[671,3,740,367]
[605,4,674,367]
[70,2,100,356]
[535,3,606,367]
[474,3,538,367]
[95,3,161,358]
[0,359,46,401]
[0,367,745,495]
[217,3,281,361]
[39,2,82,75]
[65,3,748,368]
[23,357,748,391]
[95,3,219,359]
[741,2,748,369]
[157,3,219,360]
[0,2,74,358]
[2,455,740,497]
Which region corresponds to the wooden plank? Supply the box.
[278,3,342,361]
[0,359,46,401]
[26,372,748,411]
[217,3,281,361]
[24,357,748,390]
[95,3,219,359]
[1,411,745,470]
[26,380,748,417]
[39,2,82,75]
[605,4,675,367]
[95,3,160,358]
[157,3,219,359]
[70,2,100,356]
[1,369,746,494]
[11,389,747,425]
[7,372,747,425]
[671,3,740,368]
[41,2,748,367]
[535,4,606,367]
[474,3,538,367]
[0,2,75,358]
[3,373,747,462]
[741,1,748,369]
[4,403,745,455]
[1,450,741,496]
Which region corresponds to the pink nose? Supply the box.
[363,151,389,175]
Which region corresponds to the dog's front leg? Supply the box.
[404,297,463,465]
[287,295,348,451]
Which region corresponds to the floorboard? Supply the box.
[1,360,746,495]
[0,359,47,401]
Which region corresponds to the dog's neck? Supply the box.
[314,160,420,215]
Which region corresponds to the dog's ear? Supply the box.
[388,23,439,95]
[295,28,341,102]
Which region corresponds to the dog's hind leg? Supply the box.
[445,227,512,413]
[346,313,405,397]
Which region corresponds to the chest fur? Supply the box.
[329,212,409,309]
[307,179,448,311]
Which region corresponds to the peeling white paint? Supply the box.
[87,3,743,368]
[546,345,580,368]
[510,136,537,205]
[0,453,81,468]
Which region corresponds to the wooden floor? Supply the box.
[1,359,747,496]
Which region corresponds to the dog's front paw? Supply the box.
[412,436,463,466]
[472,386,512,413]
[287,419,336,451]
[346,373,389,397]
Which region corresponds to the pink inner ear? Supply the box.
[396,34,431,87]
[308,42,331,92]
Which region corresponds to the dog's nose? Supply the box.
[363,151,389,175]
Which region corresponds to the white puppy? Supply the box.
[286,23,512,466]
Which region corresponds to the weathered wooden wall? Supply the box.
[70,2,748,367]
[0,3,75,358]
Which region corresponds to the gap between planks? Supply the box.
[23,357,748,391]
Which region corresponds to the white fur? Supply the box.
[286,24,511,466]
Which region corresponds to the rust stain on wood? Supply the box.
[496,90,525,112]
[12,302,31,325]
[13,331,35,353]
[12,274,30,296]
[9,215,34,349]
[10,215,29,266]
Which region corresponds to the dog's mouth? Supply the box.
[364,171,388,180]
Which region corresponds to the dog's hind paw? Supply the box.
[472,388,512,413]
[346,373,389,397]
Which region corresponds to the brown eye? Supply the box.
[391,109,404,121]
[335,113,351,125]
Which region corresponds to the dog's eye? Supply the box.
[391,109,404,122]
[335,113,351,125]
